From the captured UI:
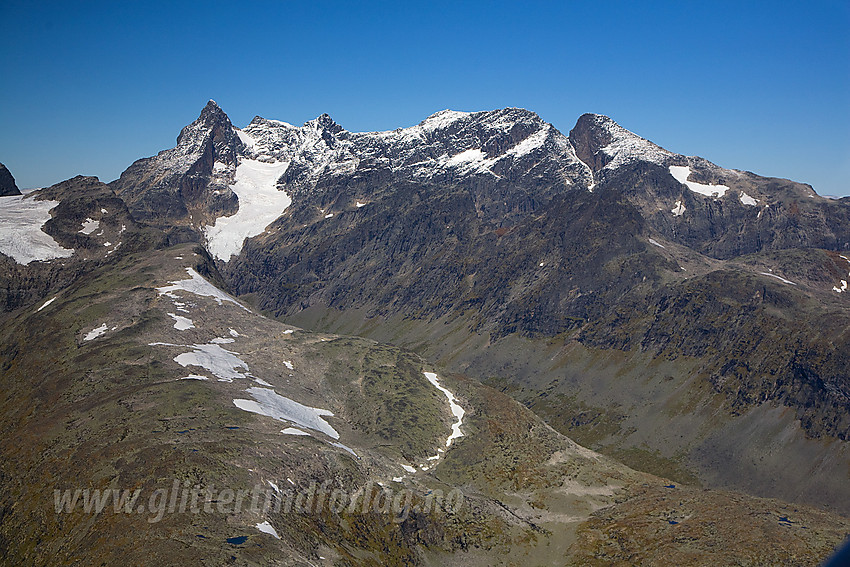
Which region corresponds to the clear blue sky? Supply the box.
[1,1,848,195]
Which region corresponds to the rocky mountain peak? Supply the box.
[569,113,675,173]
[0,162,21,196]
[304,113,344,137]
[176,100,240,150]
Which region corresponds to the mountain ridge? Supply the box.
[1,102,850,564]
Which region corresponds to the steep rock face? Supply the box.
[110,100,243,230]
[569,113,850,259]
[0,162,21,196]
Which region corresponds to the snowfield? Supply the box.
[174,342,250,382]
[669,165,729,198]
[157,268,248,310]
[233,386,339,439]
[423,371,465,448]
[0,195,74,264]
[204,158,292,261]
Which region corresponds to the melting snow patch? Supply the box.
[255,521,280,539]
[0,195,74,264]
[759,272,796,285]
[157,268,249,310]
[669,166,729,198]
[229,328,240,337]
[174,343,250,382]
[281,427,310,436]
[79,218,99,234]
[233,387,339,439]
[446,148,486,167]
[167,313,195,330]
[648,238,666,249]
[423,371,465,452]
[84,324,108,341]
[204,159,292,261]
[330,441,358,457]
[671,200,686,216]
[37,297,57,312]
[739,191,758,206]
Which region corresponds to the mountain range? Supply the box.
[1,101,848,565]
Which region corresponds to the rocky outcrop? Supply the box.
[0,162,21,196]
[0,176,163,312]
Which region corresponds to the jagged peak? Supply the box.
[303,113,344,135]
[175,100,237,148]
[570,113,674,173]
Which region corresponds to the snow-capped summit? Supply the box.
[110,101,836,263]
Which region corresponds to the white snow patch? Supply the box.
[401,464,416,473]
[229,328,240,337]
[355,201,366,208]
[833,280,848,293]
[37,297,57,311]
[204,159,292,261]
[283,360,294,370]
[648,238,666,249]
[281,427,310,436]
[0,195,74,264]
[739,191,758,206]
[79,218,99,234]
[167,313,194,331]
[507,126,548,158]
[669,166,729,198]
[671,200,686,216]
[84,324,108,341]
[282,329,294,335]
[423,371,465,450]
[420,110,470,132]
[233,387,339,439]
[157,268,248,310]
[324,213,334,218]
[759,272,796,285]
[330,441,358,457]
[174,343,250,382]
[268,481,281,494]
[392,476,404,482]
[255,521,280,539]
[180,375,209,381]
[446,148,486,167]
[210,337,235,344]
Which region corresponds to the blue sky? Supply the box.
[1,1,848,195]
